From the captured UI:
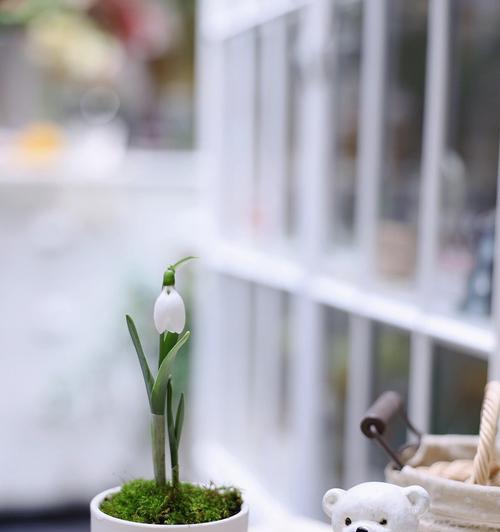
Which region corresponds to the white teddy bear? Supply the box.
[323,482,430,532]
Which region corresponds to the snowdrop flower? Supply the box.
[154,269,185,334]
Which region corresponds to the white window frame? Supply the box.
[194,0,500,520]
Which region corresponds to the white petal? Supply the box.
[153,287,185,334]
[154,288,169,333]
[163,288,186,333]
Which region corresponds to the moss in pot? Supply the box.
[100,480,242,525]
[91,257,247,530]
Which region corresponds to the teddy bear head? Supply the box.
[322,482,429,532]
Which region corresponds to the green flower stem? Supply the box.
[151,414,166,487]
[166,378,180,489]
[170,441,180,489]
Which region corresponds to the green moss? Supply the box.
[100,479,243,525]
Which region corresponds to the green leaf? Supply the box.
[151,331,190,414]
[170,256,198,271]
[126,315,153,405]
[166,377,175,444]
[159,332,179,369]
[174,394,185,447]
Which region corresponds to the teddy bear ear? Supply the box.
[403,486,430,516]
[322,489,345,518]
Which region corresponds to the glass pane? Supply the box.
[376,0,428,284]
[322,309,349,490]
[251,14,300,249]
[219,33,257,241]
[434,1,500,316]
[217,276,255,452]
[330,0,363,250]
[432,346,487,434]
[244,286,293,507]
[285,12,302,241]
[369,323,410,479]
[278,293,292,434]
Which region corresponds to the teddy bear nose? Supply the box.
[356,528,368,532]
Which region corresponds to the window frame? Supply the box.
[195,0,500,518]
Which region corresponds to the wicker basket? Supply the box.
[362,383,500,531]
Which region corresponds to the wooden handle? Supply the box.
[361,391,404,439]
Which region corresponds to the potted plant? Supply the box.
[90,257,248,531]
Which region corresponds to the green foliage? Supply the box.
[100,479,243,525]
[174,393,185,445]
[126,314,190,486]
[159,332,179,369]
[125,314,190,416]
[150,331,190,415]
[125,258,197,490]
[126,315,154,405]
[166,378,184,487]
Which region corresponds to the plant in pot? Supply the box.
[90,257,248,531]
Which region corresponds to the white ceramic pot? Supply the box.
[91,487,249,532]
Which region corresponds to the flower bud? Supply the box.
[153,286,185,334]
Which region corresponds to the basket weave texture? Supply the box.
[386,383,500,531]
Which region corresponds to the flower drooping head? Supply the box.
[153,257,196,335]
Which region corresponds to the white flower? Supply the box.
[153,286,185,334]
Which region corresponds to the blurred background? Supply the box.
[0,0,499,530]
